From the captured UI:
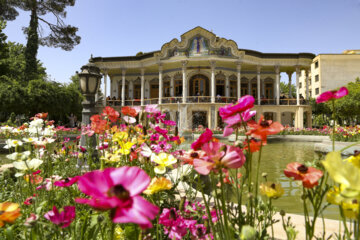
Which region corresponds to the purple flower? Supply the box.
[44,206,75,228]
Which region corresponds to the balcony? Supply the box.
[105,96,308,106]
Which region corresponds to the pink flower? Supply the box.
[316,86,348,103]
[159,208,188,240]
[161,119,176,126]
[191,128,213,150]
[193,142,246,175]
[219,95,255,119]
[44,206,75,228]
[24,213,38,227]
[123,116,136,124]
[223,109,256,137]
[150,134,159,141]
[75,167,159,229]
[145,104,160,114]
[54,176,79,187]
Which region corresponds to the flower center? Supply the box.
[270,183,276,189]
[160,144,164,148]
[0,211,4,215]
[260,120,270,127]
[169,209,177,220]
[353,199,358,204]
[354,150,360,157]
[297,164,308,173]
[196,228,203,237]
[190,152,199,158]
[108,184,130,199]
[64,178,70,183]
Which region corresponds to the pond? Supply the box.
[0,141,339,219]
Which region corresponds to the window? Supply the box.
[315,61,319,68]
[315,75,319,82]
[299,82,302,88]
[315,88,319,95]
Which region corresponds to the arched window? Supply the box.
[229,75,237,97]
[215,72,225,96]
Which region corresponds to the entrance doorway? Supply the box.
[190,75,209,96]
[192,111,208,129]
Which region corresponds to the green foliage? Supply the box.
[280,82,296,97]
[24,8,39,81]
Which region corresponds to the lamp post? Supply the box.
[77,60,102,168]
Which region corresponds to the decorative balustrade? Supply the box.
[106,97,307,106]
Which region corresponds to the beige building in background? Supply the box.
[299,50,360,99]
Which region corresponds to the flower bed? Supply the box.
[0,89,359,239]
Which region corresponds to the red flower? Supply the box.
[243,138,266,153]
[284,162,323,188]
[102,106,119,122]
[35,112,48,119]
[191,128,213,150]
[90,115,109,134]
[54,176,79,188]
[246,115,284,142]
[121,106,138,117]
[316,87,348,103]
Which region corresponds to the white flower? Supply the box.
[13,158,43,177]
[123,116,136,124]
[4,139,23,149]
[42,127,55,137]
[29,119,44,128]
[0,125,13,132]
[23,137,38,143]
[11,128,21,134]
[6,151,30,161]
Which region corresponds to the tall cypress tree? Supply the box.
[0,0,80,82]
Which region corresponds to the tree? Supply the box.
[280,82,296,97]
[0,20,9,76]
[0,0,80,81]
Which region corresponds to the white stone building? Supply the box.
[299,50,360,99]
[89,27,314,130]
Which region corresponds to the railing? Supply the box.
[106,97,308,106]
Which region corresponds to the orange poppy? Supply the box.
[246,115,283,142]
[121,106,138,117]
[0,202,21,227]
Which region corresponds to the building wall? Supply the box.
[313,54,360,98]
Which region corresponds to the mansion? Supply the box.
[90,27,315,131]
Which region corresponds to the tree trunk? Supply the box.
[24,1,38,82]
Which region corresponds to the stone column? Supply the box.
[287,71,293,98]
[257,66,261,105]
[170,75,174,97]
[305,69,309,100]
[275,66,280,105]
[129,80,134,99]
[237,63,241,98]
[295,107,304,129]
[210,61,216,103]
[103,71,108,106]
[121,69,126,106]
[296,67,300,105]
[141,68,145,106]
[225,75,230,97]
[158,64,163,104]
[182,61,187,103]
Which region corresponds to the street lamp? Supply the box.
[77,60,102,168]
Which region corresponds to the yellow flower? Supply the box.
[322,151,360,199]
[326,186,343,205]
[342,200,359,219]
[344,153,360,169]
[114,226,125,240]
[0,202,21,227]
[259,182,284,199]
[115,142,134,155]
[100,152,121,163]
[112,131,128,143]
[151,153,177,174]
[144,177,173,195]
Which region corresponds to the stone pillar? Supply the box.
[140,68,145,106]
[305,69,309,100]
[275,66,280,105]
[210,106,216,129]
[287,71,293,98]
[295,107,304,129]
[121,69,126,106]
[276,110,282,124]
[114,79,119,98]
[103,71,108,106]
[129,80,134,99]
[225,75,230,97]
[296,67,300,105]
[158,64,163,104]
[182,61,187,103]
[170,75,174,97]
[210,61,216,103]
[237,63,241,98]
[179,105,188,134]
[257,66,261,105]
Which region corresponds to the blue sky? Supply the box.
[3,0,360,84]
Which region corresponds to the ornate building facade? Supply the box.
[90,27,314,131]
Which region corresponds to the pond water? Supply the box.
[0,141,339,219]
